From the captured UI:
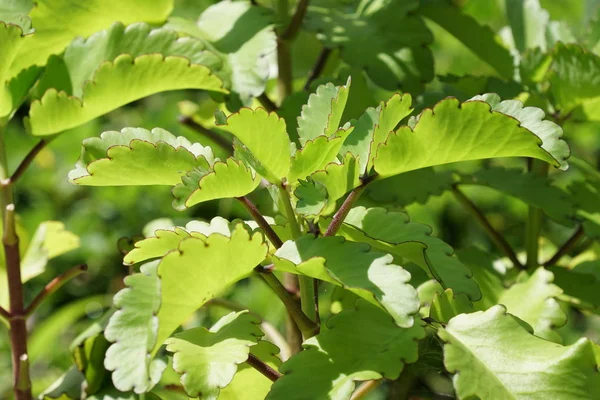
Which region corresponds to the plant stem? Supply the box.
[257,93,278,112]
[1,126,32,400]
[452,186,524,269]
[257,266,318,338]
[0,305,8,320]
[351,380,383,400]
[246,353,282,382]
[525,160,549,270]
[281,0,309,41]
[178,115,232,154]
[543,226,585,267]
[324,175,376,237]
[304,47,332,91]
[25,264,88,317]
[278,183,302,239]
[237,196,284,248]
[7,139,48,185]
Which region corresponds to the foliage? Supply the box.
[1,0,600,399]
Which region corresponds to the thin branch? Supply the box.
[0,305,8,320]
[236,196,284,249]
[257,93,278,112]
[281,0,309,41]
[25,264,88,316]
[178,115,232,154]
[304,47,332,91]
[7,140,48,185]
[351,379,383,400]
[543,226,585,267]
[246,353,282,382]
[278,183,302,239]
[324,174,376,237]
[257,266,318,338]
[453,186,524,269]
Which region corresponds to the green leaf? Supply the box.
[498,267,566,342]
[87,387,161,400]
[304,0,433,92]
[273,234,420,327]
[171,158,261,210]
[459,167,575,226]
[8,0,174,75]
[165,311,263,399]
[0,22,30,117]
[166,1,277,100]
[373,97,567,178]
[430,289,474,324]
[439,306,600,400]
[297,79,351,146]
[341,93,413,173]
[27,54,226,136]
[567,180,600,239]
[419,1,513,79]
[333,207,481,301]
[0,0,33,31]
[548,265,600,312]
[69,127,213,186]
[288,128,352,184]
[549,43,600,121]
[218,108,290,182]
[455,248,504,311]
[267,300,425,400]
[504,0,550,52]
[40,366,84,400]
[104,261,166,393]
[294,178,328,216]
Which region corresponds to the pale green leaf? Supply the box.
[304,0,433,92]
[273,235,420,327]
[0,22,31,117]
[218,108,290,181]
[373,97,567,178]
[8,0,174,75]
[27,54,226,136]
[69,127,213,186]
[165,311,263,399]
[297,79,351,146]
[439,305,600,400]
[40,366,84,400]
[334,207,481,301]
[0,0,32,31]
[171,158,261,210]
[420,1,513,78]
[498,267,566,342]
[267,300,425,400]
[430,289,474,324]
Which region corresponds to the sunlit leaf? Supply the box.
[0,22,31,117]
[439,306,600,400]
[430,289,474,324]
[267,300,425,400]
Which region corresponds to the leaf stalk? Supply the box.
[178,115,233,154]
[543,226,585,267]
[246,353,282,382]
[237,196,284,248]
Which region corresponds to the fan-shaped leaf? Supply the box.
[172,158,261,210]
[69,127,213,186]
[439,306,600,400]
[27,54,226,136]
[373,97,567,178]
[218,108,290,182]
[8,0,173,75]
[304,0,433,92]
[333,207,481,301]
[272,234,420,327]
[267,300,425,400]
[165,311,263,399]
[297,79,351,146]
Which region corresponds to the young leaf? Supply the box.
[334,207,481,301]
[218,108,290,182]
[297,79,351,146]
[439,306,600,400]
[373,97,568,178]
[498,267,566,342]
[9,0,173,75]
[104,261,165,393]
[272,235,420,327]
[165,311,263,399]
[27,54,227,136]
[69,127,213,186]
[430,289,474,324]
[171,158,261,210]
[304,0,433,92]
[267,300,425,400]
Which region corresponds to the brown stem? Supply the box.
[246,353,282,382]
[304,47,332,91]
[0,305,8,320]
[25,264,88,317]
[4,205,31,400]
[324,175,376,237]
[281,0,309,40]
[178,115,232,154]
[257,93,278,112]
[453,186,524,270]
[277,39,293,100]
[7,140,47,185]
[351,380,383,400]
[236,196,284,249]
[543,226,585,267]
